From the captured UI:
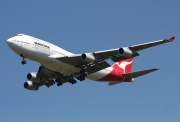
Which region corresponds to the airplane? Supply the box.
[7,34,175,90]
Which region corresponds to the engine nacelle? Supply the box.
[24,81,39,90]
[81,53,95,63]
[27,72,40,82]
[119,47,133,57]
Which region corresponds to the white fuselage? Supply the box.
[7,34,112,81]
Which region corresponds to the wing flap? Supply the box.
[122,68,158,78]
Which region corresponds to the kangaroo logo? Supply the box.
[112,58,133,73]
[118,60,133,73]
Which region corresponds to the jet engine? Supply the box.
[24,81,39,90]
[27,72,40,82]
[81,53,95,63]
[119,47,133,57]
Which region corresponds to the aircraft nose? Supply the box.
[7,38,16,49]
[7,38,13,47]
[7,37,22,55]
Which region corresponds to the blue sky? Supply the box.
[0,0,180,122]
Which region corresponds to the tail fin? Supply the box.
[112,57,133,73]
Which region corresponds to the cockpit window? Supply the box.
[16,34,22,36]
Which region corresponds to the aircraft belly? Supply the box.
[43,59,80,76]
[87,67,112,81]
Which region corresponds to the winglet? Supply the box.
[169,36,175,42]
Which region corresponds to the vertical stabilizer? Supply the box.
[112,57,133,73]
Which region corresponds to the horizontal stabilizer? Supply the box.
[108,82,122,86]
[122,68,158,78]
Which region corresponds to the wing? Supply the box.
[57,55,110,74]
[56,36,175,74]
[129,36,175,51]
[94,36,175,60]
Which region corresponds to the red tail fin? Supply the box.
[112,58,133,73]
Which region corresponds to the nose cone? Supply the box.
[7,37,21,55]
[7,38,13,47]
[7,38,17,49]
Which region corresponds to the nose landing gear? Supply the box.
[20,54,27,65]
[21,60,27,65]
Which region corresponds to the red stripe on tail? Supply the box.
[97,58,133,82]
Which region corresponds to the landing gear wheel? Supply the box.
[73,80,77,84]
[57,82,62,86]
[77,70,87,81]
[69,79,77,84]
[20,54,27,65]
[21,60,27,65]
[55,78,63,86]
[77,75,85,81]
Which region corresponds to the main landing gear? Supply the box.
[69,78,77,84]
[77,70,87,81]
[55,71,87,87]
[55,77,77,87]
[20,54,27,65]
[55,78,63,86]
